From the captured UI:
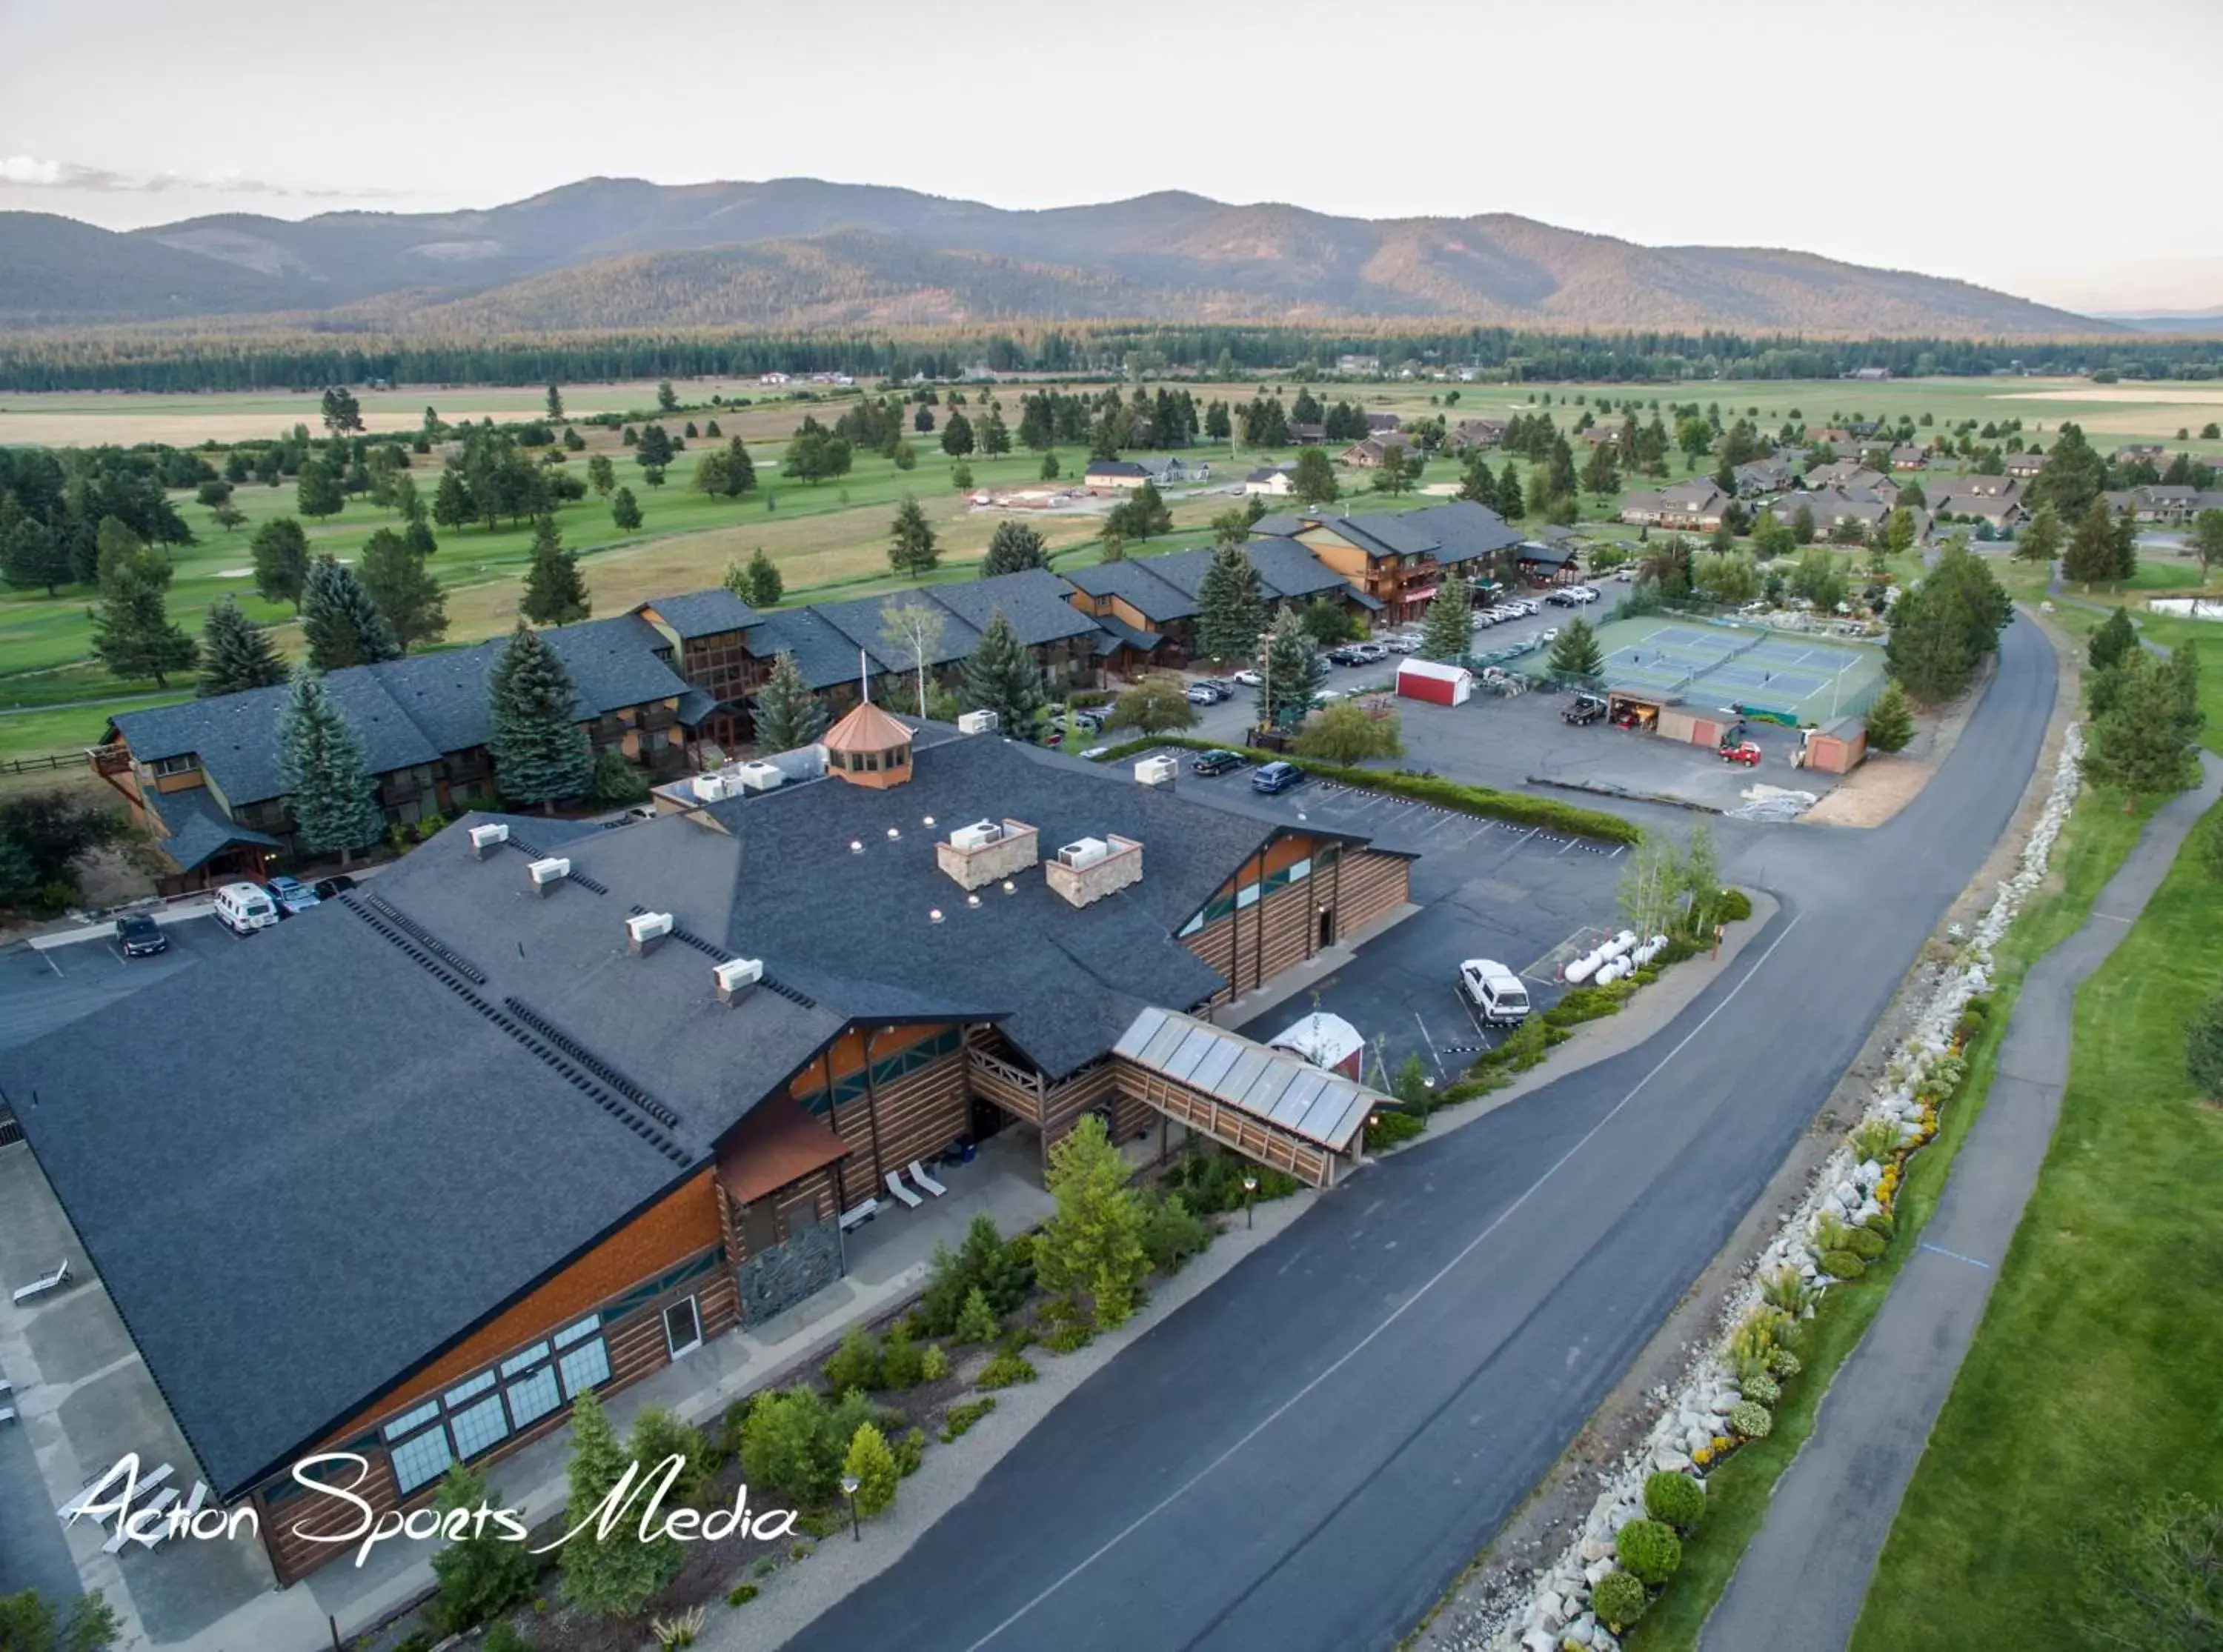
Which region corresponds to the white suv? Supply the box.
[1458,959,1531,1024]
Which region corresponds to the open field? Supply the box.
[1850,797,2223,1652]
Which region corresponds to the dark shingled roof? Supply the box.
[1085,460,1149,479]
[924,570,1100,648]
[744,607,878,691]
[1252,502,1522,570]
[0,737,1400,1501]
[142,786,280,873]
[1063,560,1199,623]
[810,590,982,671]
[637,589,762,639]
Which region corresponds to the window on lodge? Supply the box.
[792,1026,963,1116]
[1176,854,1317,938]
[382,1312,612,1496]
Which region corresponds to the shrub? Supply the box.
[1163,1144,1300,1215]
[843,1422,899,1519]
[726,1585,759,1608]
[894,1427,927,1478]
[977,1352,1037,1390]
[1759,1265,1815,1317]
[629,1406,711,1505]
[1741,1371,1781,1407]
[429,1462,536,1632]
[940,1397,997,1442]
[1615,1518,1683,1586]
[483,1625,535,1652]
[880,1322,925,1390]
[1365,1108,1427,1150]
[1644,1471,1707,1531]
[1819,1247,1867,1279]
[1590,1570,1649,1633]
[1812,1211,1855,1254]
[1769,1348,1803,1379]
[1543,982,1634,1027]
[1850,1118,1901,1163]
[1729,1400,1773,1439]
[1864,1210,1895,1241]
[1044,1322,1094,1354]
[920,1343,951,1382]
[952,1285,1001,1346]
[823,1326,882,1394]
[1139,1190,1212,1273]
[1717,887,1754,922]
[1842,1225,1887,1261]
[917,1215,1034,1335]
[1497,1016,1549,1070]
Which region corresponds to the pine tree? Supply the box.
[1456,453,1495,505]
[277,671,384,864]
[1195,544,1267,665]
[2088,606,2138,673]
[488,622,595,810]
[1419,570,1474,665]
[429,1461,536,1633]
[752,651,828,753]
[888,496,940,578]
[960,609,1048,738]
[1864,681,1915,752]
[296,459,345,520]
[2062,499,2119,590]
[940,410,975,456]
[1258,605,1326,730]
[983,520,1049,578]
[2082,648,2201,809]
[586,453,615,499]
[300,556,401,670]
[1495,462,1526,521]
[545,384,564,422]
[843,1423,900,1519]
[96,516,167,591]
[197,596,288,697]
[89,570,197,688]
[1547,614,1605,679]
[521,516,591,626]
[2014,502,2063,564]
[357,528,448,652]
[0,514,71,595]
[1884,576,1976,704]
[611,486,642,530]
[1034,1114,1148,1329]
[740,548,783,608]
[1581,440,1620,500]
[559,1390,681,1617]
[1292,447,1338,507]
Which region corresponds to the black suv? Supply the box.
[114,913,168,957]
[1192,749,1245,776]
[1563,693,1609,726]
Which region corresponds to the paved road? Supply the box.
[1704,750,2223,1652]
[778,615,2055,1652]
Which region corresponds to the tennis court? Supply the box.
[1552,616,1887,723]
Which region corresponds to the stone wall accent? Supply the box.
[736,1219,844,1327]
[935,819,1040,890]
[1046,835,1142,907]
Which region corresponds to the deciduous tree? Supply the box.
[1292,447,1338,506]
[610,486,642,530]
[295,459,345,520]
[879,597,949,718]
[1293,700,1403,764]
[1103,675,1200,736]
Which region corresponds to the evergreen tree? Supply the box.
[585,453,615,499]
[301,556,401,670]
[888,496,940,578]
[0,514,71,595]
[2110,502,2140,586]
[1547,614,1605,679]
[742,547,783,608]
[960,609,1049,738]
[402,516,438,559]
[1545,435,1579,502]
[1292,447,1339,506]
[1495,462,1525,521]
[2165,642,2204,747]
[196,596,288,697]
[1194,544,1267,665]
[88,570,196,688]
[1258,605,1326,729]
[1033,1113,1148,1330]
[1419,570,1474,664]
[2029,421,2106,519]
[544,384,564,422]
[1371,444,1415,495]
[2015,501,2063,564]
[610,486,642,530]
[277,671,384,864]
[1581,440,1620,500]
[983,520,1049,578]
[2089,606,2138,673]
[941,410,975,457]
[2082,648,2201,810]
[432,467,473,527]
[96,516,167,591]
[248,518,311,610]
[488,622,595,809]
[752,651,828,753]
[558,1390,681,1617]
[2062,499,2119,590]
[296,459,345,520]
[843,1423,900,1519]
[357,528,448,652]
[1864,680,1915,752]
[635,423,674,469]
[1884,576,1976,704]
[428,1460,536,1634]
[694,436,757,499]
[521,516,591,625]
[1455,453,1495,506]
[1106,480,1174,541]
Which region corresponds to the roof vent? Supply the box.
[626,911,673,955]
[691,772,735,803]
[957,710,1000,736]
[1057,837,1112,870]
[713,957,762,1003]
[1134,755,1178,787]
[528,857,570,895]
[937,817,1040,890]
[733,761,784,794]
[1047,834,1143,909]
[469,822,509,858]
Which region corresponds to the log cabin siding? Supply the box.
[831,1040,969,1185]
[1337,847,1411,936]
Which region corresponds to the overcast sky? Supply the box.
[5,0,2219,313]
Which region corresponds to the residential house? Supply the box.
[1773,488,1909,539]
[1289,423,1329,446]
[3,711,1415,1591]
[1731,457,1795,497]
[1850,366,1892,381]
[1802,462,1895,497]
[2114,444,2167,467]
[1243,464,1299,497]
[1089,456,1207,488]
[1336,353,1381,374]
[1888,444,1932,470]
[1448,419,1506,451]
[1925,486,2024,534]
[634,590,765,754]
[2103,484,2221,526]
[1338,432,1418,468]
[1619,480,1728,532]
[1363,412,1403,434]
[1251,501,1526,624]
[1574,426,1621,452]
[2004,451,2047,479]
[1084,460,1152,489]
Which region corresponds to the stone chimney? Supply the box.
[1046,835,1142,908]
[936,819,1041,890]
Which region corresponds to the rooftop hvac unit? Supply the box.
[1134,756,1177,787]
[957,710,1000,735]
[626,912,673,953]
[949,819,1003,853]
[713,957,763,1002]
[733,761,785,793]
[1057,837,1111,870]
[691,772,734,803]
[468,822,509,857]
[528,857,571,893]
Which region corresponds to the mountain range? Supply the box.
[0,177,2119,338]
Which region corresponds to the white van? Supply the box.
[213,881,279,936]
[1458,958,1531,1024]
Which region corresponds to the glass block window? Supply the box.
[554,1313,602,1350]
[384,1399,441,1443]
[448,1394,510,1459]
[559,1338,612,1397]
[505,1366,562,1431]
[388,1426,453,1496]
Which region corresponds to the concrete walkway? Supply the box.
[1704,752,2223,1652]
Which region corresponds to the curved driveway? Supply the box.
[780,619,2056,1652]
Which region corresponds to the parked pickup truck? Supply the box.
[1563,693,1609,726]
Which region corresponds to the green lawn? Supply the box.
[1852,796,2223,1651]
[1629,782,2153,1652]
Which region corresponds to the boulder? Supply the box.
[1579,1536,1609,1564]
[1521,1628,1558,1652]
[1536,1590,1565,1628]
[1584,1556,1615,1586]
[1653,1447,1692,1473]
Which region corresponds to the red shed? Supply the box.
[1396,659,1474,706]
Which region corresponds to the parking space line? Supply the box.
[1413,1010,1446,1079]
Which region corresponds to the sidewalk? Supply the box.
[1703,754,2223,1652]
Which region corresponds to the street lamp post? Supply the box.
[841,1473,861,1542]
[1242,1173,1258,1230]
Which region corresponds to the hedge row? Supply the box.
[1085,736,1643,845]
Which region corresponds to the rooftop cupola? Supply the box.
[822,699,914,789]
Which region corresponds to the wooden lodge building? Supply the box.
[1251,502,1527,628]
[3,705,1411,1588]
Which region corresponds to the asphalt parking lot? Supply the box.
[0,915,231,1054]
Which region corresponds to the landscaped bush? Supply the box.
[726,1585,758,1608]
[1365,1108,1428,1150]
[1590,1570,1649,1633]
[1717,887,1754,922]
[976,1352,1037,1390]
[1729,1400,1774,1439]
[1043,1322,1094,1354]
[894,1427,927,1478]
[879,1322,926,1389]
[1615,1518,1684,1586]
[1139,1190,1212,1272]
[1864,1209,1895,1239]
[920,1343,950,1382]
[739,1385,898,1508]
[1769,1347,1803,1379]
[1163,1145,1300,1215]
[1741,1371,1781,1407]
[1759,1265,1815,1317]
[1644,1470,1707,1531]
[843,1423,898,1518]
[1850,1117,1901,1163]
[1542,980,1636,1028]
[1819,1247,1868,1279]
[940,1397,996,1442]
[1496,1016,1549,1071]
[823,1326,881,1394]
[917,1215,1034,1336]
[482,1626,534,1652]
[1843,1225,1887,1261]
[952,1286,1001,1345]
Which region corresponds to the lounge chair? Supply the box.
[908,1159,947,1197]
[12,1260,69,1305]
[884,1169,923,1210]
[0,1408,15,1426]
